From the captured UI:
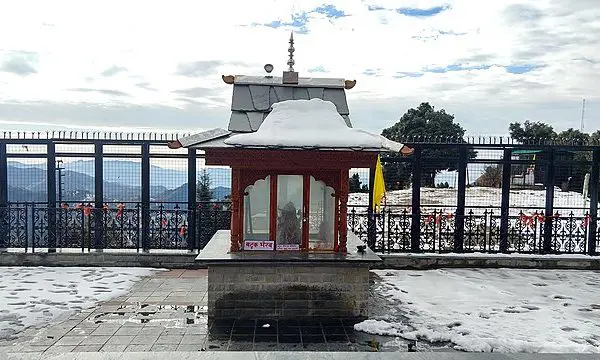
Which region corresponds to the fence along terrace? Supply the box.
[0,52,599,256]
[0,133,599,255]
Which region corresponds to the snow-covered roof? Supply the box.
[177,128,231,148]
[172,99,404,152]
[228,79,351,133]
[233,75,346,88]
[220,99,404,152]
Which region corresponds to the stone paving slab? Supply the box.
[0,269,406,353]
[1,269,599,359]
[2,351,599,359]
[0,269,209,354]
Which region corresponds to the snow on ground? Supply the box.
[386,252,594,259]
[356,269,600,353]
[349,187,595,216]
[0,267,160,341]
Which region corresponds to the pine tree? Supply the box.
[196,169,213,202]
[382,103,475,187]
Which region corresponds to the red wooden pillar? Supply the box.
[230,167,242,252]
[302,175,311,251]
[338,168,349,253]
[269,175,278,242]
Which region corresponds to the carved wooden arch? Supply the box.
[309,173,340,193]
[234,168,345,252]
[241,170,339,191]
[240,170,272,194]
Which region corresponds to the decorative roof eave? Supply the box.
[167,139,183,149]
[221,74,356,90]
[168,128,231,149]
[219,144,414,154]
[171,131,414,155]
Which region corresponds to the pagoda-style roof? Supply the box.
[172,98,406,153]
[168,32,411,156]
[227,75,353,133]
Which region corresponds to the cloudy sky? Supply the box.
[0,0,598,136]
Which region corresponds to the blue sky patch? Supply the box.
[313,4,347,18]
[308,66,327,73]
[363,68,381,76]
[396,4,450,17]
[254,4,346,33]
[505,64,545,74]
[258,12,309,33]
[425,63,491,73]
[394,72,424,78]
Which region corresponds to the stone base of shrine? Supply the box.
[196,230,381,320]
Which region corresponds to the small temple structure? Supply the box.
[169,33,410,320]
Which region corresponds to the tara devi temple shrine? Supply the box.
[170,34,410,255]
[169,34,410,320]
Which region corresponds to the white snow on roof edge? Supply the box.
[178,128,231,147]
[234,75,345,88]
[223,99,404,152]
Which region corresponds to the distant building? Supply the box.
[510,149,584,192]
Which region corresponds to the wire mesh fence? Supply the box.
[349,143,600,255]
[0,136,599,254]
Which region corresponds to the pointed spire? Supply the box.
[282,31,299,84]
[287,31,295,72]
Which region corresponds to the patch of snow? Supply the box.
[224,99,403,151]
[354,319,410,336]
[385,253,595,259]
[178,128,231,147]
[349,187,596,216]
[234,75,345,88]
[356,269,600,353]
[0,267,160,341]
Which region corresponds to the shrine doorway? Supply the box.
[243,174,337,251]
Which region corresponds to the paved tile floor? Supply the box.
[2,269,599,359]
[2,269,402,355]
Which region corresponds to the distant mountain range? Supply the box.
[155,183,231,202]
[7,160,231,203]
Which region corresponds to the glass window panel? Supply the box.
[276,175,303,248]
[309,177,335,251]
[244,176,270,241]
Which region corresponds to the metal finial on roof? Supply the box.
[287,31,295,72]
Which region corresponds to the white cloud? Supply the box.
[0,0,599,136]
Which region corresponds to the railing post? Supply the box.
[454,146,467,252]
[47,141,57,253]
[411,145,422,252]
[543,147,555,253]
[588,148,599,255]
[141,143,150,252]
[500,148,512,252]
[0,141,7,252]
[94,142,104,251]
[187,148,197,252]
[367,165,376,249]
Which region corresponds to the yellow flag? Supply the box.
[372,155,386,213]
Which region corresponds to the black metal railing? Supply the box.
[0,134,599,255]
[0,202,230,252]
[347,205,599,255]
[1,203,598,255]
